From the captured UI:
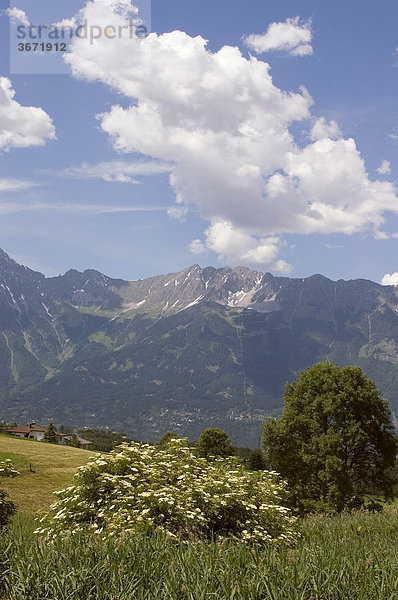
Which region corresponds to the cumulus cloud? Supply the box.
[4,7,30,27]
[377,160,391,175]
[381,273,398,286]
[244,17,313,57]
[203,220,292,272]
[55,159,172,183]
[62,0,398,270]
[0,78,56,151]
[310,117,342,141]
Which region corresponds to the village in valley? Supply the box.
[3,423,92,449]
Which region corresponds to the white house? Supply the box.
[5,423,46,441]
[5,424,92,449]
[57,433,93,450]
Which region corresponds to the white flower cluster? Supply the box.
[36,439,297,545]
[0,459,20,478]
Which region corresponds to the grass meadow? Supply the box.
[0,435,94,512]
[0,435,398,599]
[0,509,398,600]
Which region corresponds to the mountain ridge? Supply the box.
[1,248,398,446]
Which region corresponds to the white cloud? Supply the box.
[325,243,344,250]
[310,117,342,141]
[62,0,398,270]
[0,200,166,215]
[244,17,313,57]
[0,178,37,192]
[377,160,391,175]
[389,128,398,143]
[51,18,78,29]
[190,239,206,255]
[381,272,398,286]
[0,78,56,152]
[56,159,172,183]
[5,7,30,27]
[203,219,292,272]
[167,205,188,221]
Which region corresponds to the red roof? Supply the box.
[6,424,46,434]
[5,424,92,445]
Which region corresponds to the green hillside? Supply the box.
[0,435,94,513]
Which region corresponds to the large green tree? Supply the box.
[196,428,234,459]
[262,362,398,512]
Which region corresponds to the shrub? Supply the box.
[37,438,297,545]
[0,460,20,478]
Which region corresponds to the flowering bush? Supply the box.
[37,439,297,545]
[0,459,20,478]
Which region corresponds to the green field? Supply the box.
[0,434,94,513]
[1,435,398,599]
[0,509,397,600]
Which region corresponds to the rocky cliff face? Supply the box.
[1,248,397,446]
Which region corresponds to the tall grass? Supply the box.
[1,508,398,599]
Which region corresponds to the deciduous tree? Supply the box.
[262,362,398,512]
[196,428,234,459]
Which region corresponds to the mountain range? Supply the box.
[1,247,398,446]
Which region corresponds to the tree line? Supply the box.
[159,362,398,513]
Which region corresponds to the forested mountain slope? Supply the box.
[1,248,398,446]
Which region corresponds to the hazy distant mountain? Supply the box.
[1,247,398,446]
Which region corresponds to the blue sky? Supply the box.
[0,0,397,283]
